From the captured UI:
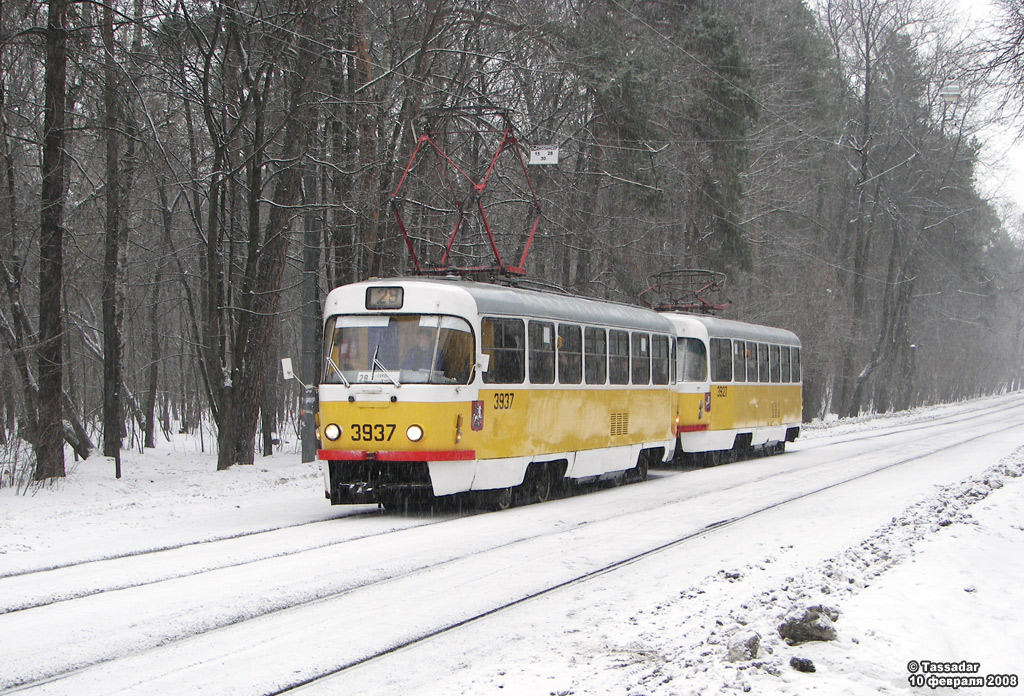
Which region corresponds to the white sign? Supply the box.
[529,145,559,165]
[281,357,295,381]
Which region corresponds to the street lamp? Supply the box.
[939,81,961,104]
[939,81,961,135]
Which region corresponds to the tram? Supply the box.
[667,314,802,463]
[316,277,677,509]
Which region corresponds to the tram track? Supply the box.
[794,393,1024,450]
[657,393,1024,516]
[8,392,1018,604]
[9,394,1020,617]
[0,507,384,581]
[0,506,453,615]
[3,400,1022,695]
[273,408,1024,694]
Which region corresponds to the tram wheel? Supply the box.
[480,487,513,511]
[520,465,554,505]
[629,452,650,483]
[636,456,649,482]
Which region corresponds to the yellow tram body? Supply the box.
[315,278,803,507]
[317,278,676,505]
[665,314,802,455]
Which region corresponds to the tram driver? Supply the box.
[403,327,442,372]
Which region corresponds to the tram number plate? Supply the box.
[493,392,515,410]
[716,386,728,397]
[350,424,396,442]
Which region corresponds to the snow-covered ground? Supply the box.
[1,393,1023,695]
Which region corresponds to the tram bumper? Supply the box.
[332,479,435,505]
[319,449,477,504]
[324,458,432,504]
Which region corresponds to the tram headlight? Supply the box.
[323,423,342,441]
[406,424,424,442]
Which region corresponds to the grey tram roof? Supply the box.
[344,278,801,343]
[361,277,675,333]
[664,312,801,346]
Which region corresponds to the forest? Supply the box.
[2,0,1024,482]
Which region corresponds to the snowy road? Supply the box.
[2,394,1024,695]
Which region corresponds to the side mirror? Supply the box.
[467,354,491,385]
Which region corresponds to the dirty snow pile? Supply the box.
[614,449,1024,695]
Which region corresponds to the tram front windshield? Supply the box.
[323,314,474,385]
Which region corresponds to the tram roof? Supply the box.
[663,312,800,346]
[328,279,799,343]
[345,277,675,333]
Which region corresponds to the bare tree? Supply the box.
[35,0,70,480]
[101,0,125,466]
[2,0,1023,484]
[219,4,326,469]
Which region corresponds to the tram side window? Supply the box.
[529,321,556,384]
[733,340,746,382]
[651,334,670,385]
[609,330,630,385]
[792,347,802,382]
[781,346,792,383]
[746,343,758,382]
[481,317,525,384]
[670,337,677,384]
[678,338,708,382]
[758,343,769,383]
[770,344,781,383]
[558,324,583,385]
[585,327,607,384]
[710,338,733,383]
[631,333,651,385]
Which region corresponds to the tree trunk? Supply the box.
[35,0,69,480]
[328,26,356,288]
[219,8,324,469]
[101,0,123,460]
[300,161,321,463]
[143,238,163,450]
[261,339,278,458]
[573,113,606,292]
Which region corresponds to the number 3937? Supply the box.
[493,393,515,410]
[350,424,396,441]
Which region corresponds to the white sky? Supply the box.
[956,0,1024,219]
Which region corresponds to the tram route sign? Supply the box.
[529,145,559,165]
[281,357,296,381]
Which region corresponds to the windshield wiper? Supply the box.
[371,345,400,387]
[326,355,350,387]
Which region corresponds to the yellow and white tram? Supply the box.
[315,277,803,508]
[317,277,677,508]
[667,314,802,461]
